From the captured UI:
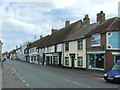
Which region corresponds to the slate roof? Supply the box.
[38,20,82,48]
[64,23,99,42]
[28,35,50,48]
[86,17,120,36]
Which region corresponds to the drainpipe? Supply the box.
[62,43,64,67]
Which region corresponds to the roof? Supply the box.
[38,20,82,48]
[0,40,3,44]
[28,35,50,48]
[86,17,120,36]
[64,23,99,42]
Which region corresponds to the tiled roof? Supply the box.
[38,20,82,48]
[28,35,50,48]
[64,23,99,42]
[86,17,120,36]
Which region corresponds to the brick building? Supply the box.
[86,11,120,72]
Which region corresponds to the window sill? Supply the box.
[91,45,100,47]
[88,67,104,71]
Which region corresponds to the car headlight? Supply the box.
[115,75,120,78]
[104,74,107,76]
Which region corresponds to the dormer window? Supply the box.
[91,34,100,46]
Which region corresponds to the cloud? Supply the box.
[1,0,119,52]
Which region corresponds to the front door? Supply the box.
[70,54,75,68]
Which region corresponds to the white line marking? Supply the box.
[26,84,29,87]
[23,80,25,83]
[20,77,23,80]
[101,78,104,80]
[65,79,91,88]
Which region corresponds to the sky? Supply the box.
[0,0,119,52]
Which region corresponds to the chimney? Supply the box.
[97,11,105,23]
[51,28,57,34]
[65,21,70,27]
[16,46,18,49]
[83,14,90,25]
[40,35,43,39]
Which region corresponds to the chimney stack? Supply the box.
[51,28,57,34]
[83,14,90,25]
[16,46,18,49]
[65,21,70,27]
[40,35,43,39]
[97,11,105,23]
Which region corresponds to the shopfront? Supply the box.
[87,51,105,71]
[112,52,120,64]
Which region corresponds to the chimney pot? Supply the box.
[83,14,90,25]
[51,28,57,34]
[97,11,105,23]
[65,21,70,27]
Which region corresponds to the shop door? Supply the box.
[70,54,75,68]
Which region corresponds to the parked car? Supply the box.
[104,61,120,83]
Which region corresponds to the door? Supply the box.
[70,54,75,68]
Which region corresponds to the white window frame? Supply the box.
[91,34,100,46]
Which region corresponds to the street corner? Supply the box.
[2,64,15,77]
[2,72,29,88]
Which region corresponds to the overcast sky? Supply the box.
[0,0,119,52]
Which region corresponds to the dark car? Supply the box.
[104,61,120,83]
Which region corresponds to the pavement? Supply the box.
[58,66,104,78]
[2,63,28,88]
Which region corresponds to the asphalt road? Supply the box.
[4,60,120,88]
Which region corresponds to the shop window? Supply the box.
[53,56,59,64]
[91,34,100,46]
[77,40,83,50]
[88,54,104,70]
[65,42,69,51]
[65,57,69,65]
[77,57,83,66]
[114,55,120,64]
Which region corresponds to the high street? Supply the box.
[3,60,120,88]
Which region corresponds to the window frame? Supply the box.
[77,40,83,50]
[65,57,69,65]
[77,57,83,66]
[65,42,69,51]
[91,34,100,46]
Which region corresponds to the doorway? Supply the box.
[70,54,75,68]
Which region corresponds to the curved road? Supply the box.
[4,60,120,88]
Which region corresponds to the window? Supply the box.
[53,56,59,64]
[55,45,57,52]
[65,57,69,65]
[77,57,83,66]
[77,40,83,50]
[65,42,69,51]
[88,54,105,70]
[91,34,100,46]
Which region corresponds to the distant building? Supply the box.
[0,40,3,62]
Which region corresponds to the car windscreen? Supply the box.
[112,64,120,71]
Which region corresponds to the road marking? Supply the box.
[26,84,29,87]
[101,78,104,80]
[65,79,91,88]
[20,77,23,80]
[23,80,25,83]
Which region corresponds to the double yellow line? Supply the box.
[2,67,16,77]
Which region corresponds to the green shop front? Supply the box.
[87,51,105,71]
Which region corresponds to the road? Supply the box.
[3,60,120,88]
